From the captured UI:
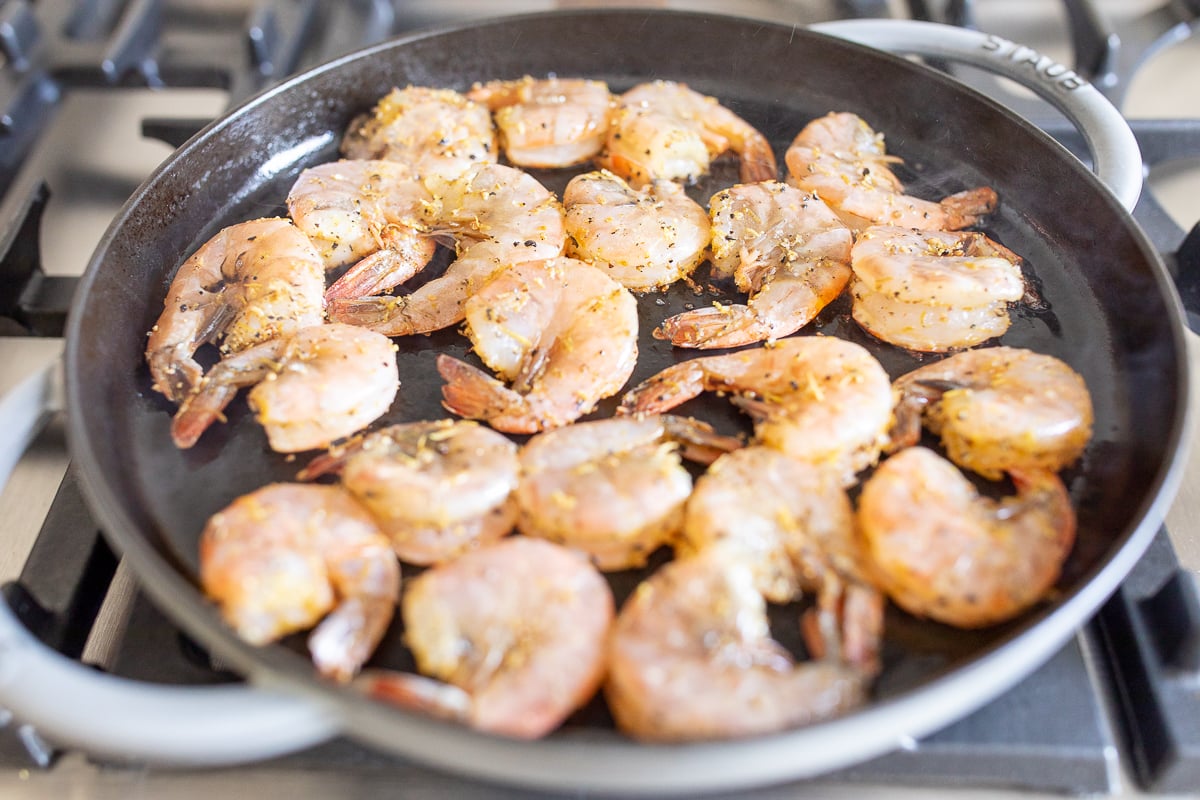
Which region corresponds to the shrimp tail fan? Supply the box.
[437,354,536,433]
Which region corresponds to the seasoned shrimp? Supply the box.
[467,76,613,168]
[620,336,894,486]
[658,181,853,348]
[680,445,883,673]
[606,543,869,742]
[327,163,565,336]
[145,217,325,404]
[199,483,400,683]
[340,85,496,179]
[597,80,776,186]
[359,537,613,739]
[172,323,399,452]
[298,419,519,565]
[858,446,1076,628]
[286,160,437,302]
[849,225,1026,352]
[437,257,638,434]
[563,169,710,291]
[515,414,740,570]
[785,112,998,231]
[891,346,1094,480]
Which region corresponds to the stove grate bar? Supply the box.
[1093,530,1200,792]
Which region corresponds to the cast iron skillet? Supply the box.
[29,8,1193,794]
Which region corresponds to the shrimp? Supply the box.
[467,76,613,168]
[680,446,883,673]
[785,111,998,231]
[286,160,438,302]
[199,483,400,683]
[514,414,741,571]
[858,446,1076,628]
[596,80,776,186]
[340,85,496,179]
[849,224,1027,352]
[326,163,565,336]
[890,346,1094,481]
[657,181,853,348]
[620,336,894,486]
[172,323,399,452]
[145,217,325,404]
[358,537,613,739]
[563,169,710,291]
[298,419,519,565]
[437,257,638,434]
[605,543,869,742]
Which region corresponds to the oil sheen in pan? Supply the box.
[129,82,1121,730]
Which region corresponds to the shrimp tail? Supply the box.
[171,381,240,448]
[296,436,367,481]
[1005,468,1077,552]
[738,137,778,183]
[323,234,437,303]
[308,596,396,683]
[618,362,706,416]
[169,337,285,448]
[437,354,539,433]
[888,379,953,453]
[728,394,775,424]
[146,300,238,404]
[595,151,650,187]
[801,581,884,678]
[466,78,526,108]
[940,186,999,230]
[327,295,414,335]
[656,305,774,350]
[355,669,473,723]
[147,345,205,405]
[660,414,743,464]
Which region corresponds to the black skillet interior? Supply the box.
[67,8,1185,747]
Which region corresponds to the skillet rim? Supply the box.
[61,7,1194,793]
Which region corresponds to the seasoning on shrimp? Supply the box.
[858,446,1076,628]
[785,111,998,231]
[680,445,883,673]
[172,323,399,452]
[340,85,497,179]
[327,162,565,336]
[597,80,777,186]
[358,537,613,739]
[437,256,638,434]
[199,483,400,683]
[605,543,869,742]
[145,217,325,405]
[286,159,437,301]
[849,225,1026,352]
[514,414,741,570]
[563,169,710,291]
[620,336,893,486]
[657,181,853,348]
[468,76,614,168]
[298,419,520,565]
[890,346,1094,479]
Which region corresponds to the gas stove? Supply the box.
[0,1,1199,798]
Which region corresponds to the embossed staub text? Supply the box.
[981,34,1088,90]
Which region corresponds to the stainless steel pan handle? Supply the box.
[810,19,1143,212]
[0,358,338,764]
